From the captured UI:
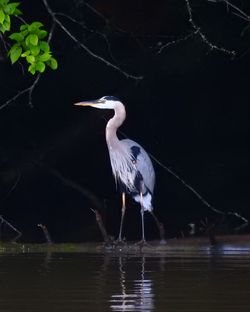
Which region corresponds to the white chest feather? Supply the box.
[108,145,137,192]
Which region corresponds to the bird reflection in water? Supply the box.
[110,257,154,312]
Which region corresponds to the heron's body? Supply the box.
[111,138,155,212]
[75,96,163,243]
[102,99,155,214]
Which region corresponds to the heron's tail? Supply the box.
[133,192,153,212]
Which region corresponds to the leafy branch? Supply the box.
[0,0,21,33]
[0,0,58,75]
[8,22,58,74]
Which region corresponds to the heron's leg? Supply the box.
[118,192,126,242]
[149,211,167,244]
[140,192,146,242]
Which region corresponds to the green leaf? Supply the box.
[9,44,22,64]
[30,34,38,45]
[0,23,8,32]
[29,45,40,56]
[28,64,36,75]
[27,34,38,46]
[5,14,10,22]
[47,57,58,70]
[20,29,28,37]
[39,40,50,52]
[3,19,10,31]
[13,8,22,15]
[35,61,45,73]
[0,9,5,24]
[28,21,43,32]
[38,52,51,62]
[4,2,20,15]
[37,29,47,39]
[9,32,24,42]
[21,51,30,57]
[0,24,6,33]
[26,55,35,64]
[20,24,28,31]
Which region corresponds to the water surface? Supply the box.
[0,249,250,311]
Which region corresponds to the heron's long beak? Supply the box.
[74,99,108,109]
[74,101,98,107]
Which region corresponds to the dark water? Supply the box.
[1,249,250,311]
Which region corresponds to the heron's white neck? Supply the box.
[105,101,126,146]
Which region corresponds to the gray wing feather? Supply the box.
[121,139,155,194]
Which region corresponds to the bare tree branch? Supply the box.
[150,153,248,226]
[0,215,22,241]
[0,169,21,204]
[185,0,236,56]
[113,119,248,227]
[0,74,41,111]
[42,0,143,80]
[157,0,236,56]
[157,30,198,54]
[54,12,120,65]
[83,1,128,34]
[0,33,9,54]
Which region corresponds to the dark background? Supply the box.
[0,0,250,242]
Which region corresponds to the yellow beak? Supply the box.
[74,102,96,107]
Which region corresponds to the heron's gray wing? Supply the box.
[121,139,155,194]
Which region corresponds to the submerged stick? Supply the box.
[150,211,166,243]
[33,162,109,242]
[37,224,52,244]
[90,208,110,243]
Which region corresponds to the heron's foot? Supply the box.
[135,239,148,247]
[114,237,127,246]
[103,236,115,247]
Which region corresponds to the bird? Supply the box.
[74,96,165,243]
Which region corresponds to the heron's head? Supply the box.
[74,96,121,109]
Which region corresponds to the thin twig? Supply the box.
[48,20,56,42]
[83,1,127,34]
[42,0,143,80]
[186,0,236,57]
[54,12,120,65]
[157,0,236,56]
[84,2,110,24]
[0,215,22,241]
[0,169,21,204]
[157,30,198,54]
[208,0,250,21]
[15,15,27,24]
[149,153,248,225]
[0,33,9,54]
[0,86,31,111]
[0,74,41,111]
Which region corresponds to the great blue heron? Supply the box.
[74,96,165,243]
